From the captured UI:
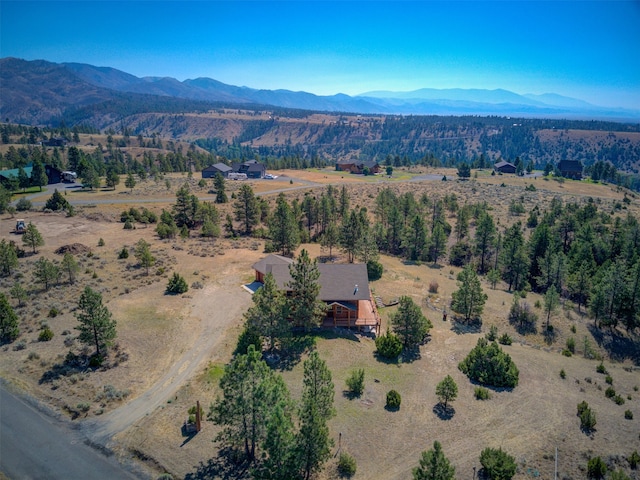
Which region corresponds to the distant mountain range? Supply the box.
[1,57,639,125]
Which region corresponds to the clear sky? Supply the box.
[2,1,639,109]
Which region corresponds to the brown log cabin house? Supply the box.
[252,254,381,334]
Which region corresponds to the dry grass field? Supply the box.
[1,172,639,479]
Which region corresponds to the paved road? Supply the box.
[0,382,142,479]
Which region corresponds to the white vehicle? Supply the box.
[264,174,277,179]
[228,172,247,180]
[62,171,77,182]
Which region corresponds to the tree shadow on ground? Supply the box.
[543,326,557,345]
[272,334,316,371]
[184,447,250,480]
[342,389,362,400]
[373,352,401,365]
[587,324,640,366]
[450,317,482,335]
[509,320,537,335]
[433,403,455,420]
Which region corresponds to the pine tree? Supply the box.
[402,214,428,261]
[234,184,259,235]
[429,223,448,266]
[22,222,44,253]
[214,173,228,204]
[0,239,18,277]
[296,352,335,480]
[390,296,432,351]
[0,293,20,343]
[61,252,79,284]
[451,264,487,322]
[245,273,290,353]
[75,286,117,357]
[211,345,288,463]
[475,212,496,274]
[134,239,155,275]
[412,441,455,480]
[31,158,48,191]
[125,172,137,192]
[287,249,326,332]
[269,194,300,256]
[435,375,458,410]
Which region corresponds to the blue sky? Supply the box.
[2,1,639,109]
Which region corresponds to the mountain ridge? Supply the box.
[2,57,639,123]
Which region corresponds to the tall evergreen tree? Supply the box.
[0,293,20,343]
[402,214,428,261]
[75,286,117,357]
[234,184,259,235]
[296,352,335,480]
[210,345,289,463]
[451,264,488,322]
[173,182,199,228]
[0,239,18,277]
[31,158,48,191]
[429,223,448,266]
[269,194,300,256]
[214,172,228,204]
[500,222,530,291]
[475,212,496,274]
[245,273,290,353]
[287,250,326,332]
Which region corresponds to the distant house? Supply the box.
[558,160,583,180]
[0,164,65,186]
[202,163,233,178]
[234,160,266,179]
[335,159,380,175]
[252,254,381,333]
[494,161,517,174]
[42,137,67,147]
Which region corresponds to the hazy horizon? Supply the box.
[2,1,639,110]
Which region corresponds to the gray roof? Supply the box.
[203,163,232,173]
[252,254,293,275]
[494,161,515,169]
[254,255,370,301]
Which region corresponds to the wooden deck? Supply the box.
[321,297,381,334]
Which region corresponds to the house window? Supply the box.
[335,306,343,314]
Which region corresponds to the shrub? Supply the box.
[48,307,61,318]
[89,355,104,368]
[428,280,439,294]
[44,189,70,211]
[587,456,607,479]
[157,474,174,480]
[566,337,576,353]
[613,395,625,405]
[15,197,32,211]
[166,272,188,294]
[366,260,383,281]
[479,447,517,480]
[448,241,473,267]
[474,386,491,400]
[578,402,597,431]
[118,247,129,259]
[346,369,365,397]
[98,238,105,246]
[38,327,54,342]
[77,402,91,412]
[458,338,519,388]
[596,363,607,374]
[605,387,616,398]
[337,451,357,477]
[562,349,572,357]
[498,333,512,345]
[629,450,640,469]
[605,375,613,385]
[123,218,134,229]
[560,369,566,379]
[375,330,402,359]
[386,390,401,410]
[486,325,498,341]
[624,410,633,420]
